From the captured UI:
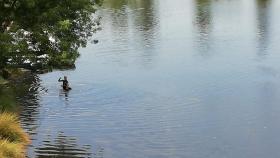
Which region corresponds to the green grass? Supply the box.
[0,71,31,157]
[0,76,8,85]
[0,113,30,158]
[0,75,17,112]
[0,85,16,112]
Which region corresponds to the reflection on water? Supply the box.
[59,89,70,101]
[96,0,160,67]
[194,0,212,56]
[18,0,280,158]
[17,75,42,137]
[129,0,159,66]
[35,132,103,158]
[255,0,271,58]
[195,0,212,36]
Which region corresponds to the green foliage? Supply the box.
[0,85,16,112]
[0,0,102,70]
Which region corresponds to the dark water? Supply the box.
[20,0,280,157]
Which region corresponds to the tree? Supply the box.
[0,0,101,70]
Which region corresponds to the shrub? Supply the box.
[0,139,25,158]
[0,113,30,158]
[0,113,30,144]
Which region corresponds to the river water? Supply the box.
[20,0,280,157]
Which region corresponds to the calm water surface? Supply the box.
[20,0,280,157]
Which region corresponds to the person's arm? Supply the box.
[58,77,63,82]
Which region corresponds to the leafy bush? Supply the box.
[0,85,16,112]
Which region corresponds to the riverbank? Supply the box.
[0,113,30,158]
[0,78,16,112]
[0,69,30,111]
[0,69,32,158]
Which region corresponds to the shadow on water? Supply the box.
[255,0,272,59]
[15,74,43,136]
[194,0,213,57]
[34,132,104,158]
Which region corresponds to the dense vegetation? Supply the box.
[0,1,101,157]
[0,83,16,112]
[0,0,101,71]
[0,113,30,158]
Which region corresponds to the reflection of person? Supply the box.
[58,76,71,90]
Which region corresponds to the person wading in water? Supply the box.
[58,76,72,90]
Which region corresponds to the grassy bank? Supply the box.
[0,113,30,158]
[0,84,17,112]
[0,71,31,158]
[0,68,33,112]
